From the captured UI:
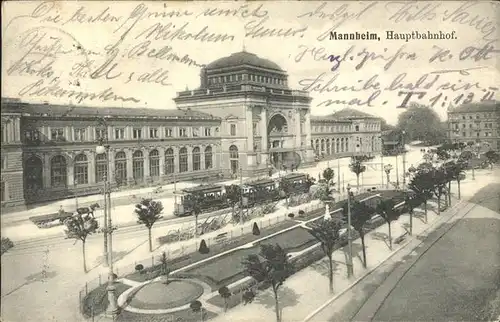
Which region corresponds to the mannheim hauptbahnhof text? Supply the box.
[0,51,384,210]
[329,30,457,41]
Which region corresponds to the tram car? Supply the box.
[173,184,226,217]
[280,172,314,194]
[173,172,313,217]
[241,178,281,207]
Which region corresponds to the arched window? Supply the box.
[341,138,345,152]
[229,145,239,159]
[336,138,340,152]
[133,150,144,181]
[315,139,320,153]
[95,153,107,182]
[204,146,213,169]
[115,151,127,185]
[179,147,188,173]
[74,154,88,185]
[326,139,331,155]
[25,156,43,191]
[345,138,349,152]
[229,145,239,174]
[320,139,325,154]
[50,155,67,188]
[192,147,201,171]
[0,181,5,202]
[149,149,160,179]
[165,148,174,174]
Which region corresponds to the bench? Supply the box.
[215,232,228,245]
[394,232,409,245]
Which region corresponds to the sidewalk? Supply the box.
[208,198,467,322]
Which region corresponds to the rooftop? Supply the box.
[205,51,284,72]
[448,101,500,114]
[311,108,379,122]
[0,99,219,120]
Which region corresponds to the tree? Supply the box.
[349,156,367,191]
[307,219,342,293]
[190,193,204,238]
[279,178,293,207]
[432,168,448,214]
[225,184,241,222]
[485,150,500,169]
[408,170,435,223]
[218,286,232,312]
[396,103,446,143]
[322,168,335,194]
[242,244,293,322]
[376,199,401,251]
[252,222,261,236]
[404,192,421,236]
[64,214,99,273]
[343,201,374,268]
[135,198,164,252]
[199,239,209,254]
[445,160,466,199]
[158,251,169,283]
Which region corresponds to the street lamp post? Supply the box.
[401,131,407,190]
[395,153,399,189]
[346,184,354,278]
[96,144,119,319]
[74,179,79,211]
[239,167,244,225]
[380,136,384,187]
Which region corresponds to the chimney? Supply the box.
[200,67,207,88]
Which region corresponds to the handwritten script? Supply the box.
[2,1,499,114]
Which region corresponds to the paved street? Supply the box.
[308,182,500,322]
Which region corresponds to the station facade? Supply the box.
[1,51,381,210]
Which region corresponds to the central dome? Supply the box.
[205,51,284,71]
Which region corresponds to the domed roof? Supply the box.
[205,51,284,71]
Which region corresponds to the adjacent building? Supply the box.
[447,101,500,151]
[1,50,382,210]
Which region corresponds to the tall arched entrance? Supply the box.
[25,156,43,194]
[268,114,288,169]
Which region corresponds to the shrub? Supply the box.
[190,300,202,312]
[1,237,14,255]
[199,239,209,254]
[298,210,305,216]
[112,273,118,279]
[135,264,144,273]
[288,213,295,218]
[252,223,261,236]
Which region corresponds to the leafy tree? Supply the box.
[444,160,466,199]
[307,219,342,293]
[158,251,169,283]
[485,150,500,169]
[225,184,242,222]
[242,244,293,322]
[396,103,446,143]
[376,199,401,251]
[190,193,204,238]
[349,156,367,191]
[342,201,375,268]
[135,199,164,252]
[432,168,448,214]
[279,178,294,207]
[64,214,99,272]
[404,192,421,235]
[252,222,261,236]
[408,170,435,223]
[218,286,232,312]
[322,168,335,194]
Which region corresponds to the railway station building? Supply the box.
[1,51,382,210]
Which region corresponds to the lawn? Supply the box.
[129,280,204,310]
[126,220,297,284]
[81,282,131,318]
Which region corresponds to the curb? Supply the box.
[302,199,466,322]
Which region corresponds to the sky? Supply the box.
[2,1,499,124]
